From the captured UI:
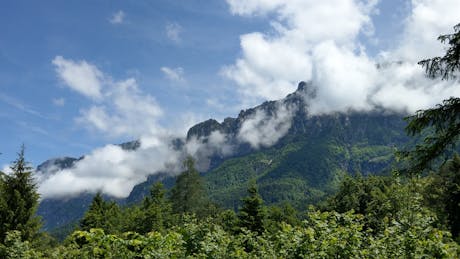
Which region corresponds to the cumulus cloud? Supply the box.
[394,0,460,62]
[165,22,182,43]
[161,66,185,83]
[223,0,378,103]
[77,78,163,138]
[109,10,125,24]
[52,56,104,100]
[52,56,163,139]
[224,0,460,114]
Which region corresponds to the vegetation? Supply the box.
[2,153,460,258]
[170,156,217,218]
[0,146,41,244]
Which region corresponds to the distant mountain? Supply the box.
[36,82,410,230]
[36,143,139,231]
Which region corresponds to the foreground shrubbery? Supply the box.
[2,208,458,258]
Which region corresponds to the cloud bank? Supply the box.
[38,140,182,198]
[223,0,460,114]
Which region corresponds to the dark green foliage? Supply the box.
[0,146,41,244]
[324,174,432,234]
[418,23,460,80]
[170,157,214,218]
[206,112,406,210]
[79,193,121,234]
[424,154,460,238]
[214,209,238,233]
[402,23,460,174]
[266,202,300,232]
[237,182,266,234]
[0,230,43,258]
[402,97,460,174]
[128,182,173,234]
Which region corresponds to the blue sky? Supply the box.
[0,0,459,187]
[0,0,267,166]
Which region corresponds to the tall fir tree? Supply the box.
[170,157,210,217]
[133,182,172,234]
[80,192,121,234]
[238,181,266,234]
[0,145,41,244]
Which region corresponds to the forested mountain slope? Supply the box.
[37,82,410,230]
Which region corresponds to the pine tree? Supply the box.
[238,181,265,234]
[0,146,41,244]
[426,154,460,238]
[170,157,210,217]
[80,192,120,233]
[134,182,172,233]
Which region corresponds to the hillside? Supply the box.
[36,82,409,230]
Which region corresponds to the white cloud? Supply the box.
[52,97,65,106]
[224,0,460,114]
[38,140,182,198]
[238,103,295,148]
[185,130,234,172]
[221,32,313,102]
[53,56,163,139]
[223,0,378,105]
[52,56,104,100]
[165,22,182,43]
[77,78,163,138]
[308,41,378,114]
[161,66,185,83]
[109,10,125,24]
[394,0,460,62]
[1,164,12,175]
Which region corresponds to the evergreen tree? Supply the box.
[402,22,460,174]
[170,157,210,217]
[133,182,172,234]
[238,181,266,234]
[0,146,41,244]
[425,154,460,238]
[80,192,120,233]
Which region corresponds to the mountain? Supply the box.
[36,145,136,231]
[188,82,408,209]
[36,81,410,230]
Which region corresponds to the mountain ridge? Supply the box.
[36,81,410,230]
